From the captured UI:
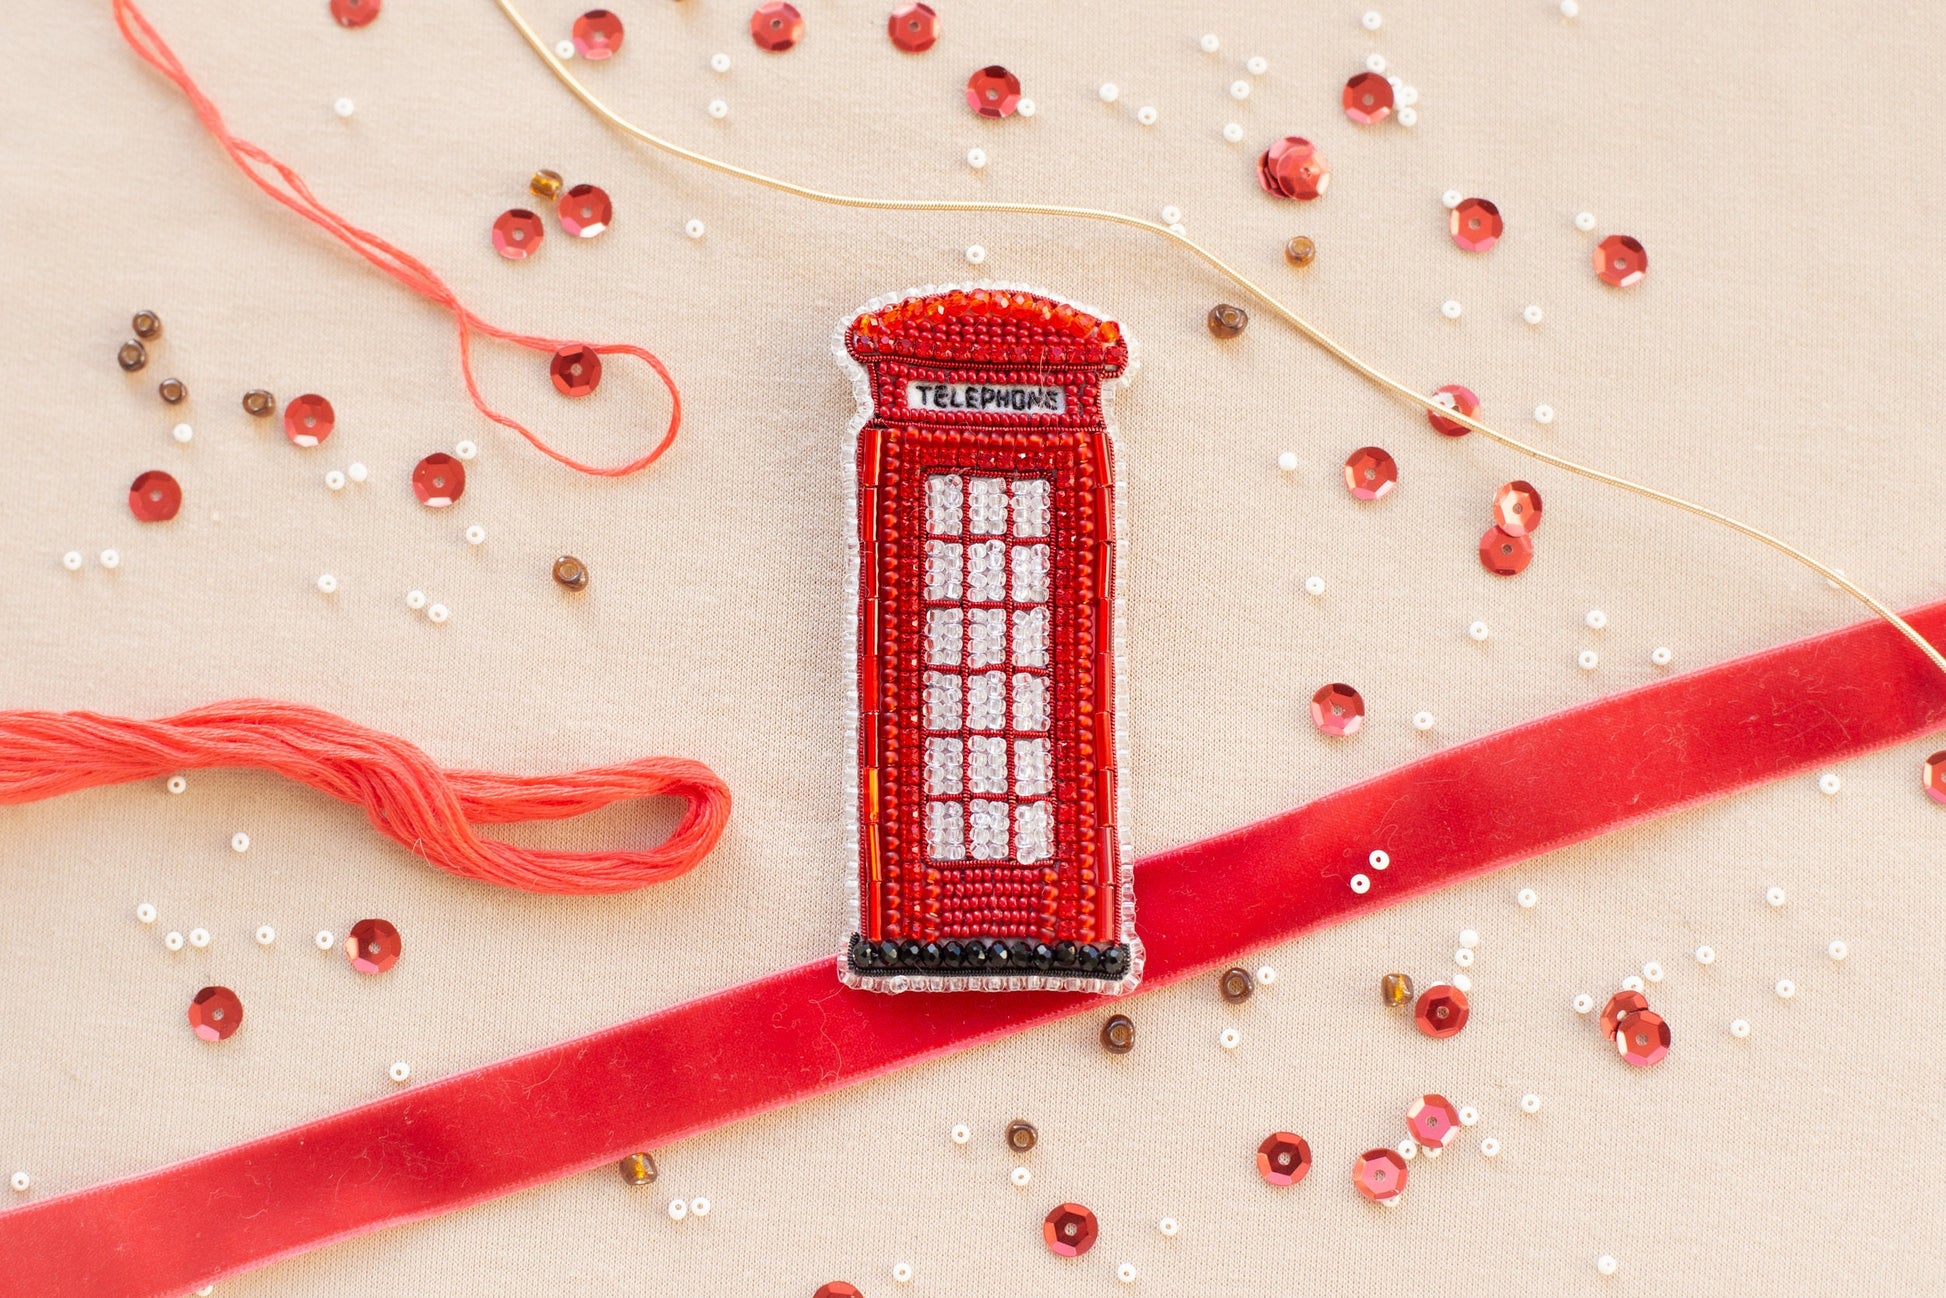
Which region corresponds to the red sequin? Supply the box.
[1414,983,1469,1038]
[571,9,624,60]
[1310,683,1365,737]
[187,986,243,1042]
[1256,136,1329,201]
[888,2,939,52]
[1256,1132,1313,1186]
[1595,234,1647,287]
[1406,1095,1461,1149]
[491,209,545,260]
[1343,446,1397,500]
[814,1286,863,1298]
[1493,481,1543,536]
[1616,1009,1671,1067]
[550,345,603,398]
[1925,751,1946,804]
[1427,383,1480,437]
[284,394,335,448]
[412,453,466,508]
[1449,197,1503,252]
[1352,1148,1408,1205]
[1600,989,1650,1040]
[1042,1203,1099,1257]
[557,185,612,239]
[750,2,804,51]
[128,470,182,523]
[345,918,402,974]
[1341,72,1394,125]
[965,65,1022,118]
[328,0,381,29]
[1479,525,1534,576]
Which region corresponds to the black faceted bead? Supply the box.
[1053,940,1078,966]
[1032,943,1055,970]
[1101,945,1128,977]
[963,940,989,968]
[1078,944,1103,973]
[849,935,872,967]
[920,942,943,969]
[941,940,964,968]
[901,939,923,966]
[1007,939,1034,967]
[989,940,1013,968]
[878,940,901,966]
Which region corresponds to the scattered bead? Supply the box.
[1651,646,1674,667]
[231,832,250,853]
[164,930,185,951]
[118,340,149,373]
[1100,1013,1135,1054]
[137,902,158,923]
[964,245,986,265]
[1765,885,1787,908]
[1818,771,1841,795]
[1441,299,1463,319]
[1575,210,1598,232]
[1458,1105,1479,1127]
[1398,85,1419,106]
[1160,205,1184,226]
[1229,80,1250,100]
[333,97,356,119]
[1520,1093,1541,1114]
[1246,56,1267,76]
[131,310,163,340]
[100,549,121,570]
[405,590,428,610]
[1534,404,1556,425]
[1009,1166,1031,1187]
[1730,1018,1751,1037]
[315,930,335,951]
[254,925,275,947]
[1479,1136,1500,1157]
[1015,98,1036,117]
[555,39,575,59]
[1117,1263,1137,1284]
[1453,948,1473,968]
[1303,575,1326,597]
[1222,122,1244,143]
[1441,191,1465,212]
[689,1197,710,1218]
[1397,1138,1418,1161]
[1561,0,1580,15]
[388,1060,411,1083]
[708,98,730,119]
[1775,978,1795,999]
[1158,1217,1179,1237]
[1459,929,1479,950]
[189,928,210,949]
[1696,945,1716,965]
[1413,711,1435,731]
[1450,971,1472,992]
[316,574,338,595]
[1381,972,1414,1007]
[1137,106,1158,126]
[171,422,193,444]
[427,604,450,624]
[1364,53,1387,74]
[1206,303,1248,338]
[9,1172,28,1193]
[951,1124,971,1144]
[1283,236,1317,268]
[668,1198,687,1221]
[1469,621,1491,642]
[1006,1119,1037,1152]
[1219,1026,1241,1049]
[1828,939,1848,961]
[1597,1255,1618,1277]
[1643,961,1664,982]
[709,51,731,72]
[892,1262,915,1284]
[1219,967,1254,1002]
[1276,451,1300,473]
[453,440,478,461]
[553,555,591,591]
[1574,993,1594,1014]
[324,469,347,492]
[1362,10,1383,31]
[1349,873,1371,894]
[1578,650,1600,670]
[1620,975,1645,994]
[1199,33,1220,52]
[346,462,368,483]
[63,551,83,571]
[964,148,986,171]
[1256,965,1277,985]
[620,1152,657,1185]
[1523,304,1545,325]
[1098,82,1119,104]
[1517,888,1538,908]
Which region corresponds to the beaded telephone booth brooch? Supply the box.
[836,284,1140,994]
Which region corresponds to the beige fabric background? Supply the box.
[3,1,1944,1293]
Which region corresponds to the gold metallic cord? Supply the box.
[493,0,1946,678]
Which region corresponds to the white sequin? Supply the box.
[1012,673,1049,731]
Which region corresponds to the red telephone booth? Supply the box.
[836,284,1139,993]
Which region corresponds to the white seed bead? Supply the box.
[1421,1145,1441,1160]
[1198,32,1220,52]
[951,1124,970,1144]
[1413,711,1436,731]
[1303,575,1326,598]
[1161,204,1185,225]
[1578,649,1600,670]
[1219,1026,1241,1049]
[1453,948,1473,968]
[1828,939,1848,961]
[1766,886,1787,908]
[1256,965,1276,985]
[167,773,187,795]
[1643,961,1664,983]
[465,525,487,546]
[554,38,576,59]
[1098,82,1120,103]
[406,590,427,610]
[1442,190,1464,209]
[346,461,368,483]
[1166,223,1187,237]
[1349,873,1371,894]
[965,245,986,265]
[685,218,707,239]
[1818,771,1841,795]
[1010,1166,1031,1187]
[164,930,185,951]
[316,574,338,595]
[1695,945,1715,965]
[1395,106,1417,127]
[1584,608,1607,630]
[388,1061,411,1083]
[710,52,731,73]
[1229,80,1251,100]
[63,551,83,571]
[1362,10,1383,31]
[9,1172,28,1193]
[137,902,158,924]
[1469,620,1491,642]
[1136,105,1158,126]
[1458,1105,1479,1127]
[334,97,355,118]
[1573,993,1594,1014]
[427,603,450,624]
[1441,299,1463,319]
[1397,1138,1418,1160]
[1479,1136,1500,1157]
[1561,0,1580,16]
[1575,210,1597,231]
[689,1196,710,1217]
[1221,121,1244,143]
[1775,978,1795,999]
[100,549,121,570]
[1529,404,1554,426]
[231,832,250,853]
[1520,1093,1541,1114]
[1459,929,1479,950]
[1016,98,1036,117]
[1117,1263,1138,1284]
[256,925,275,946]
[893,1263,914,1285]
[965,148,987,171]
[325,470,346,491]
[1520,306,1547,328]
[1277,451,1299,472]
[189,928,210,949]
[667,1198,687,1221]
[1450,971,1471,993]
[1517,888,1538,908]
[1730,1017,1751,1037]
[316,930,335,951]
[1597,1255,1618,1277]
[453,440,477,461]
[706,97,730,119]
[1651,646,1673,667]
[1158,1217,1179,1237]
[1365,53,1386,74]
[1368,849,1390,871]
[1398,85,1418,106]
[172,422,194,444]
[1621,975,1645,993]
[1246,56,1268,76]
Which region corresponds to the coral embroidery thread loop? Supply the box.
[0,702,730,894]
[109,0,681,478]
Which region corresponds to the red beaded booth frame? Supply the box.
[835,284,1140,994]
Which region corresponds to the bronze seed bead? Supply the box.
[158,378,187,405]
[1005,1119,1038,1153]
[1100,1013,1135,1055]
[530,168,565,201]
[618,1152,656,1185]
[241,389,276,417]
[131,310,163,340]
[552,554,590,591]
[1220,966,1254,1003]
[1381,972,1415,1008]
[1285,236,1317,266]
[1206,303,1249,338]
[117,340,148,373]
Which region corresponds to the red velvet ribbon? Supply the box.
[5,601,1942,1297]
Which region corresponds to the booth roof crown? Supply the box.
[847,288,1128,376]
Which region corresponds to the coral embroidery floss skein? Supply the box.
[0,702,730,894]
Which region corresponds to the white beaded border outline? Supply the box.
[831,281,1143,995]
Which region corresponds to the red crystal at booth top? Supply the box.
[1493,481,1543,536]
[888,2,938,52]
[1310,683,1365,737]
[283,393,335,447]
[1450,197,1504,252]
[1480,525,1534,576]
[550,344,603,397]
[1342,71,1394,124]
[1426,383,1480,436]
[128,470,182,523]
[1257,136,1330,200]
[750,2,804,52]
[1595,234,1648,287]
[491,208,545,260]
[412,454,465,508]
[1353,1148,1409,1205]
[1343,446,1397,500]
[571,9,624,60]
[966,65,1022,118]
[187,986,243,1042]
[557,184,612,238]
[328,0,380,29]
[1256,1132,1313,1186]
[1043,1203,1099,1257]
